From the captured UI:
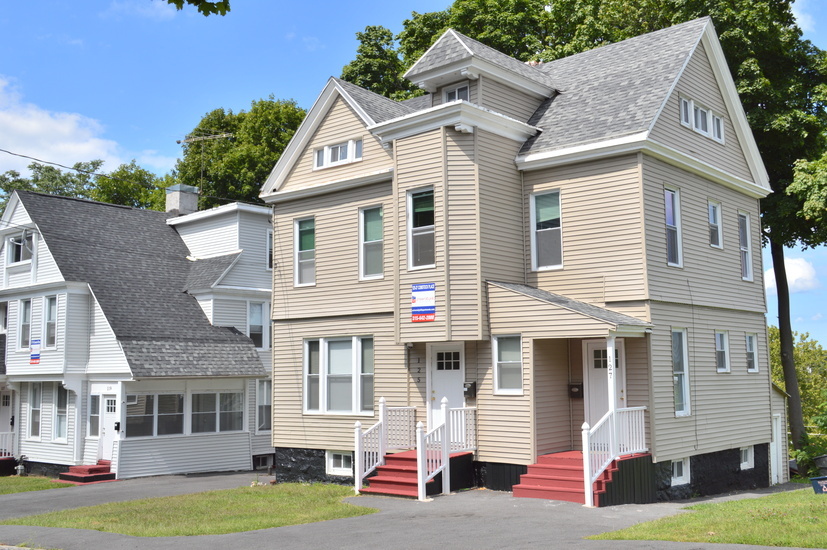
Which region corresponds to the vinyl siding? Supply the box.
[220,210,273,289]
[534,338,574,456]
[648,301,771,462]
[396,129,448,342]
[280,96,393,193]
[524,155,647,304]
[271,181,393,320]
[34,235,63,284]
[642,156,765,311]
[271,313,409,451]
[649,42,753,183]
[117,432,252,478]
[175,210,239,258]
[213,299,247,332]
[18,382,76,465]
[249,378,274,455]
[479,76,542,123]
[86,296,129,374]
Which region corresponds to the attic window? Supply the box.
[680,96,724,144]
[445,85,469,102]
[7,232,34,264]
[314,139,363,169]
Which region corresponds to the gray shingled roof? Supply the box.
[488,281,650,328]
[17,191,265,378]
[184,252,240,291]
[405,29,556,89]
[520,18,708,156]
[333,77,416,124]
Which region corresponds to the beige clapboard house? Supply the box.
[260,18,787,505]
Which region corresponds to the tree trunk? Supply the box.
[770,240,805,449]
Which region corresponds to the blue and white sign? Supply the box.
[30,338,41,365]
[411,283,436,322]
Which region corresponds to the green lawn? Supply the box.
[591,488,827,548]
[0,476,73,495]
[0,482,376,537]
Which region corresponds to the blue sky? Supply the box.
[0,0,825,345]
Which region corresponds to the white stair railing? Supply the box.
[354,398,417,494]
[416,397,451,501]
[0,432,14,457]
[448,406,476,452]
[581,406,647,507]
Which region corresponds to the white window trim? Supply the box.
[88,394,101,439]
[247,301,269,350]
[313,138,363,170]
[680,96,724,144]
[712,113,725,144]
[738,212,753,281]
[326,450,354,476]
[359,205,384,281]
[530,190,564,271]
[444,83,469,103]
[125,393,186,438]
[266,229,273,271]
[746,333,758,373]
[294,217,316,287]
[407,188,435,271]
[671,457,690,485]
[303,336,374,416]
[0,301,7,334]
[740,446,754,470]
[190,391,245,434]
[6,231,35,266]
[256,379,272,434]
[493,335,523,395]
[19,298,32,351]
[664,187,683,268]
[28,382,42,440]
[672,328,691,417]
[43,295,57,350]
[53,383,68,443]
[715,330,730,373]
[708,200,723,249]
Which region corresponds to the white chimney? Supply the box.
[165,184,199,217]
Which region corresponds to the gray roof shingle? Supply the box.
[184,252,240,291]
[17,191,265,378]
[489,281,650,328]
[333,77,417,124]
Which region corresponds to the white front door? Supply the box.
[583,340,626,426]
[0,390,12,433]
[427,343,465,429]
[100,395,118,461]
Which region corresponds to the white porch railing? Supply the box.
[581,406,647,507]
[0,432,14,457]
[354,398,417,493]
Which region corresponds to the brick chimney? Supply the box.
[165,184,199,217]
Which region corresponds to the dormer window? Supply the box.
[445,85,469,102]
[680,96,724,144]
[314,139,363,169]
[7,232,34,264]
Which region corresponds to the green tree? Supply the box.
[173,96,305,209]
[769,326,827,429]
[166,0,230,16]
[91,160,168,210]
[0,160,103,210]
[341,26,418,100]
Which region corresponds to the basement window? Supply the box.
[671,457,690,485]
[326,450,353,476]
[740,446,754,470]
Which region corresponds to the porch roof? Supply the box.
[487,281,651,337]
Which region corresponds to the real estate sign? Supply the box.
[411,283,435,322]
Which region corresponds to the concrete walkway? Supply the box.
[0,473,812,550]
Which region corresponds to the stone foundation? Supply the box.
[274,447,352,486]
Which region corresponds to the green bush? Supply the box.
[792,436,827,478]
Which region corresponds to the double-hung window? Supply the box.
[248,302,266,349]
[672,329,690,416]
[494,336,522,394]
[44,295,57,348]
[664,188,682,267]
[445,84,469,102]
[19,299,32,349]
[257,379,272,432]
[89,395,101,437]
[745,334,758,372]
[295,217,316,285]
[54,384,68,441]
[408,189,435,269]
[360,206,383,279]
[29,382,42,438]
[738,213,752,281]
[314,139,363,169]
[8,232,33,264]
[192,392,243,433]
[531,191,563,270]
[715,331,730,372]
[126,394,185,437]
[266,229,274,270]
[708,201,722,248]
[304,336,374,414]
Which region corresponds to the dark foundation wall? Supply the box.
[658,444,770,501]
[474,461,527,491]
[275,447,352,486]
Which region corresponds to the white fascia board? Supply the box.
[410,57,554,99]
[167,202,270,226]
[369,102,540,146]
[263,169,393,204]
[261,79,376,196]
[699,25,770,191]
[0,280,89,299]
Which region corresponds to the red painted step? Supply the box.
[513,451,602,505]
[58,459,116,484]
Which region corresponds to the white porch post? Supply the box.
[606,334,618,457]
[353,421,363,494]
[582,422,593,507]
[440,397,450,496]
[416,421,426,501]
[378,397,387,459]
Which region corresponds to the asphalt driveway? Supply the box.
[0,472,812,550]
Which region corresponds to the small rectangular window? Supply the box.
[314,139,363,169]
[712,115,724,142]
[746,334,758,372]
[45,296,57,348]
[409,189,435,269]
[664,188,682,267]
[680,97,692,127]
[8,232,34,264]
[494,336,522,394]
[360,206,383,279]
[531,191,563,270]
[295,217,316,285]
[326,450,354,476]
[694,105,709,135]
[54,384,68,441]
[89,395,101,437]
[738,213,752,281]
[715,331,730,372]
[740,446,754,469]
[257,379,272,432]
[0,302,7,334]
[446,85,469,102]
[708,201,722,248]
[29,382,42,438]
[267,229,273,270]
[248,302,265,349]
[672,329,690,416]
[671,458,690,485]
[20,299,32,349]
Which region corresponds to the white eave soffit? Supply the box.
[369,101,540,146]
[410,57,555,100]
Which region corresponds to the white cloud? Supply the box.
[792,0,816,33]
[765,257,821,293]
[813,313,824,321]
[137,150,178,174]
[101,0,177,21]
[0,76,122,175]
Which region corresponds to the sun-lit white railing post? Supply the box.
[440,397,450,496]
[354,421,363,494]
[582,422,593,507]
[378,397,387,459]
[415,421,426,501]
